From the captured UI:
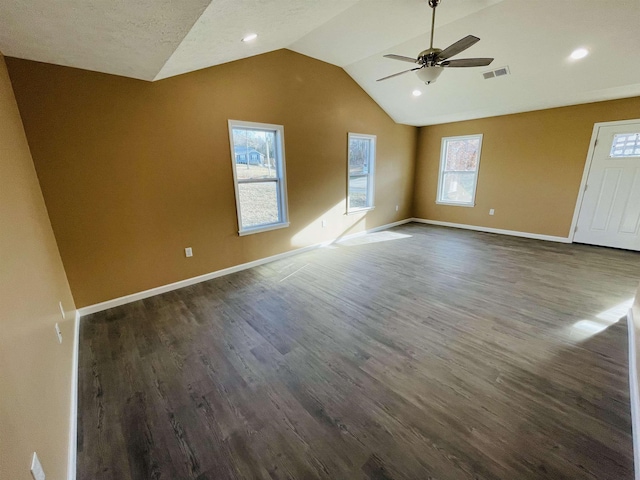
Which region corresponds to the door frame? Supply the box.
[569,118,640,243]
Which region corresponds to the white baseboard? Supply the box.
[411,218,572,243]
[628,307,640,480]
[67,310,80,480]
[77,218,412,317]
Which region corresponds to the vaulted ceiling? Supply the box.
[1,0,639,126]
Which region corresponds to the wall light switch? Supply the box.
[55,323,62,344]
[321,220,327,228]
[31,452,45,480]
[58,301,65,320]
[185,247,193,258]
[489,209,495,216]
[395,205,399,212]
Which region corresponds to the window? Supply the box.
[347,133,376,213]
[228,120,289,235]
[610,133,640,158]
[437,134,483,206]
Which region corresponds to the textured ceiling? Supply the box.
[0,0,212,81]
[155,0,359,80]
[1,0,639,125]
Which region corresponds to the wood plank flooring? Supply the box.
[77,223,640,480]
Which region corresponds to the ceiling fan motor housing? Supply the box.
[418,48,442,66]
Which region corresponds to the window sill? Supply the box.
[346,206,375,215]
[435,201,475,208]
[239,222,290,236]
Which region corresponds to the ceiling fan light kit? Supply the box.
[378,0,494,85]
[416,67,444,85]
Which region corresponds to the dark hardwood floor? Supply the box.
[77,223,640,480]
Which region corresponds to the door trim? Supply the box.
[569,118,640,243]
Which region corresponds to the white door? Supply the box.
[574,121,640,251]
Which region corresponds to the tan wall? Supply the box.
[413,97,640,237]
[6,49,417,308]
[0,54,76,480]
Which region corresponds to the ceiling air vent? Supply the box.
[482,66,510,79]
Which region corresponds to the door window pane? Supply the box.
[610,133,640,158]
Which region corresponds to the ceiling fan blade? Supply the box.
[383,54,419,64]
[376,67,421,82]
[440,58,494,67]
[436,35,480,61]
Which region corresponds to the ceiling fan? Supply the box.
[377,0,494,85]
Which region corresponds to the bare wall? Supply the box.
[6,49,417,308]
[0,53,76,480]
[413,98,640,237]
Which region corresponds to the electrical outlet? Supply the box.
[58,301,65,320]
[185,247,193,258]
[489,209,495,216]
[31,452,45,480]
[395,205,399,212]
[55,323,62,344]
[322,220,327,228]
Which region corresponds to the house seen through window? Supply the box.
[437,134,483,206]
[228,120,289,235]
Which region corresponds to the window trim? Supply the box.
[228,119,289,236]
[436,134,483,207]
[347,132,377,214]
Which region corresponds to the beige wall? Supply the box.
[0,54,76,480]
[413,97,640,237]
[6,49,417,308]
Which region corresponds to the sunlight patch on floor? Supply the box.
[337,231,412,247]
[567,298,634,341]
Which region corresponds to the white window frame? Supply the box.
[347,133,376,214]
[228,120,289,236]
[436,134,483,207]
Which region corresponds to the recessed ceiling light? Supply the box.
[242,33,258,42]
[412,90,422,97]
[570,48,589,60]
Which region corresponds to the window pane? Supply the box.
[445,138,480,171]
[349,137,372,175]
[238,182,280,228]
[232,128,278,180]
[610,133,640,158]
[348,175,369,209]
[441,172,476,204]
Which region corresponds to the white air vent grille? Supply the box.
[482,66,510,79]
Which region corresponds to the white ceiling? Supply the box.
[1,0,639,126]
